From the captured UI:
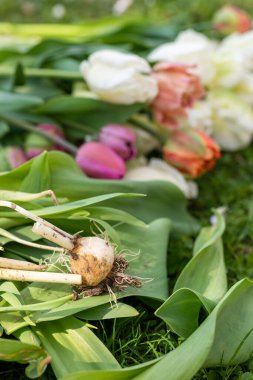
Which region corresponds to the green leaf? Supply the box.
[0,151,198,234]
[0,121,9,137]
[34,317,120,377]
[174,213,227,300]
[36,96,142,128]
[57,278,253,380]
[0,91,42,111]
[0,337,46,362]
[20,152,51,192]
[155,214,227,337]
[76,302,139,320]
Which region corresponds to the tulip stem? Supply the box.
[0,114,78,155]
[129,115,165,144]
[0,67,82,80]
[0,257,48,271]
[0,268,82,284]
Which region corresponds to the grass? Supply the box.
[1,145,253,379]
[1,0,253,25]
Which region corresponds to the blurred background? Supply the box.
[0,0,252,24]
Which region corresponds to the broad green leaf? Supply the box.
[0,91,42,111]
[0,336,49,378]
[0,294,72,312]
[76,302,139,320]
[0,151,196,233]
[59,360,159,380]
[174,213,227,299]
[83,207,146,227]
[36,96,142,128]
[20,152,51,192]
[34,316,120,377]
[155,215,227,337]
[0,121,9,137]
[58,279,253,379]
[0,218,170,330]
[0,337,46,362]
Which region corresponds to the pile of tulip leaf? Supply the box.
[0,20,253,380]
[0,152,252,379]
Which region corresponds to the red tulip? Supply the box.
[151,63,204,129]
[99,124,137,161]
[163,129,221,177]
[76,142,126,179]
[213,5,251,35]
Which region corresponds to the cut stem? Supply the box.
[34,190,59,205]
[32,222,74,251]
[0,257,47,271]
[0,201,73,240]
[0,268,82,284]
[0,67,82,80]
[129,115,165,144]
[0,227,65,253]
[0,114,78,155]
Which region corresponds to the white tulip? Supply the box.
[219,31,253,71]
[125,158,198,199]
[148,30,217,85]
[186,100,213,135]
[211,50,246,88]
[80,50,158,104]
[208,90,253,151]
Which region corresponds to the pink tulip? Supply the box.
[213,5,251,35]
[76,142,126,179]
[163,129,221,177]
[7,146,27,169]
[151,63,204,129]
[99,124,137,161]
[25,123,65,159]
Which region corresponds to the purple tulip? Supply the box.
[25,123,66,159]
[99,124,137,161]
[76,142,126,179]
[7,147,27,169]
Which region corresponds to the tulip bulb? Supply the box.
[0,198,141,295]
[70,237,115,286]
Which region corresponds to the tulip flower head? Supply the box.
[76,142,126,179]
[0,146,27,171]
[148,30,217,85]
[6,146,27,169]
[99,124,137,161]
[151,63,205,129]
[213,5,251,35]
[125,158,198,198]
[25,124,65,159]
[80,49,158,104]
[163,129,220,177]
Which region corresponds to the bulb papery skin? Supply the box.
[70,237,115,286]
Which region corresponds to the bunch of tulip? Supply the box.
[4,4,252,201]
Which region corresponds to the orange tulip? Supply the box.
[163,129,221,177]
[151,63,204,129]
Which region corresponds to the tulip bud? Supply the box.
[163,129,220,177]
[76,142,126,179]
[213,5,251,35]
[99,124,137,161]
[25,124,65,159]
[0,146,27,171]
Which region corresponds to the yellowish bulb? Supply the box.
[70,236,115,286]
